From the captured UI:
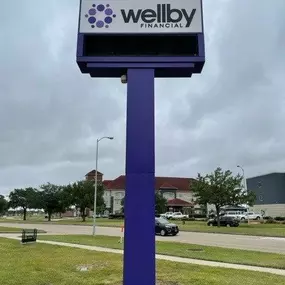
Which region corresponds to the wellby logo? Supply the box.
[85,4,116,28]
[121,4,196,29]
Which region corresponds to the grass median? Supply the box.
[1,237,285,285]
[0,226,46,233]
[37,234,285,269]
[0,226,25,233]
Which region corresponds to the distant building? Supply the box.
[247,172,285,217]
[85,170,201,214]
[85,170,104,184]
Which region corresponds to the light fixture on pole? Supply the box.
[92,136,114,236]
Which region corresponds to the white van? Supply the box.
[222,211,247,220]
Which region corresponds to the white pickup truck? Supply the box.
[160,212,188,219]
[171,212,189,220]
[245,212,262,220]
[160,212,174,219]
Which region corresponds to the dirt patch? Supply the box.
[187,248,204,252]
[156,281,180,285]
[113,281,180,285]
[76,261,109,271]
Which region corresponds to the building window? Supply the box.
[259,195,263,202]
[163,192,175,199]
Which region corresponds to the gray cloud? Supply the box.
[160,0,285,177]
[0,0,285,194]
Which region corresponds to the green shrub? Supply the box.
[193,214,207,218]
[187,217,196,221]
[265,218,277,224]
[108,213,124,219]
[275,216,285,221]
[263,216,273,220]
[179,217,195,221]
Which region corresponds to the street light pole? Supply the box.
[237,165,250,220]
[92,136,114,236]
[237,165,246,192]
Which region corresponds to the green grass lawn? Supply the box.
[0,217,123,226]
[0,226,26,233]
[37,234,285,269]
[0,226,46,233]
[1,237,285,285]
[2,217,285,237]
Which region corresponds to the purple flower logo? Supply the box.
[85,4,116,29]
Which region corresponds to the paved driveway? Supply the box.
[1,222,285,254]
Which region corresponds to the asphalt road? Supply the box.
[1,222,285,254]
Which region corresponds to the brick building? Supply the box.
[85,170,200,214]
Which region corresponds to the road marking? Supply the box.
[234,237,262,240]
[260,237,285,242]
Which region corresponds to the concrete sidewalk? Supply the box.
[2,233,285,277]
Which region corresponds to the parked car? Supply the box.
[171,212,188,220]
[161,212,174,219]
[155,217,179,236]
[245,212,262,220]
[207,216,240,227]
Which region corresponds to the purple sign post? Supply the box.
[77,1,205,284]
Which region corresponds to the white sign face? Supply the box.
[79,0,203,34]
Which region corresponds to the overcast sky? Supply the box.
[0,0,285,195]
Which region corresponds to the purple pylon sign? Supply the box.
[77,1,205,284]
[124,69,156,285]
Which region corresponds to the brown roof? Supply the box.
[85,170,103,177]
[104,175,194,192]
[167,198,193,207]
[103,180,112,187]
[159,182,178,189]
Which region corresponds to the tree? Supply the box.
[120,192,168,215]
[8,188,38,220]
[191,167,256,227]
[96,184,106,214]
[67,180,105,222]
[155,192,167,214]
[0,195,8,215]
[120,197,125,214]
[39,183,70,221]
